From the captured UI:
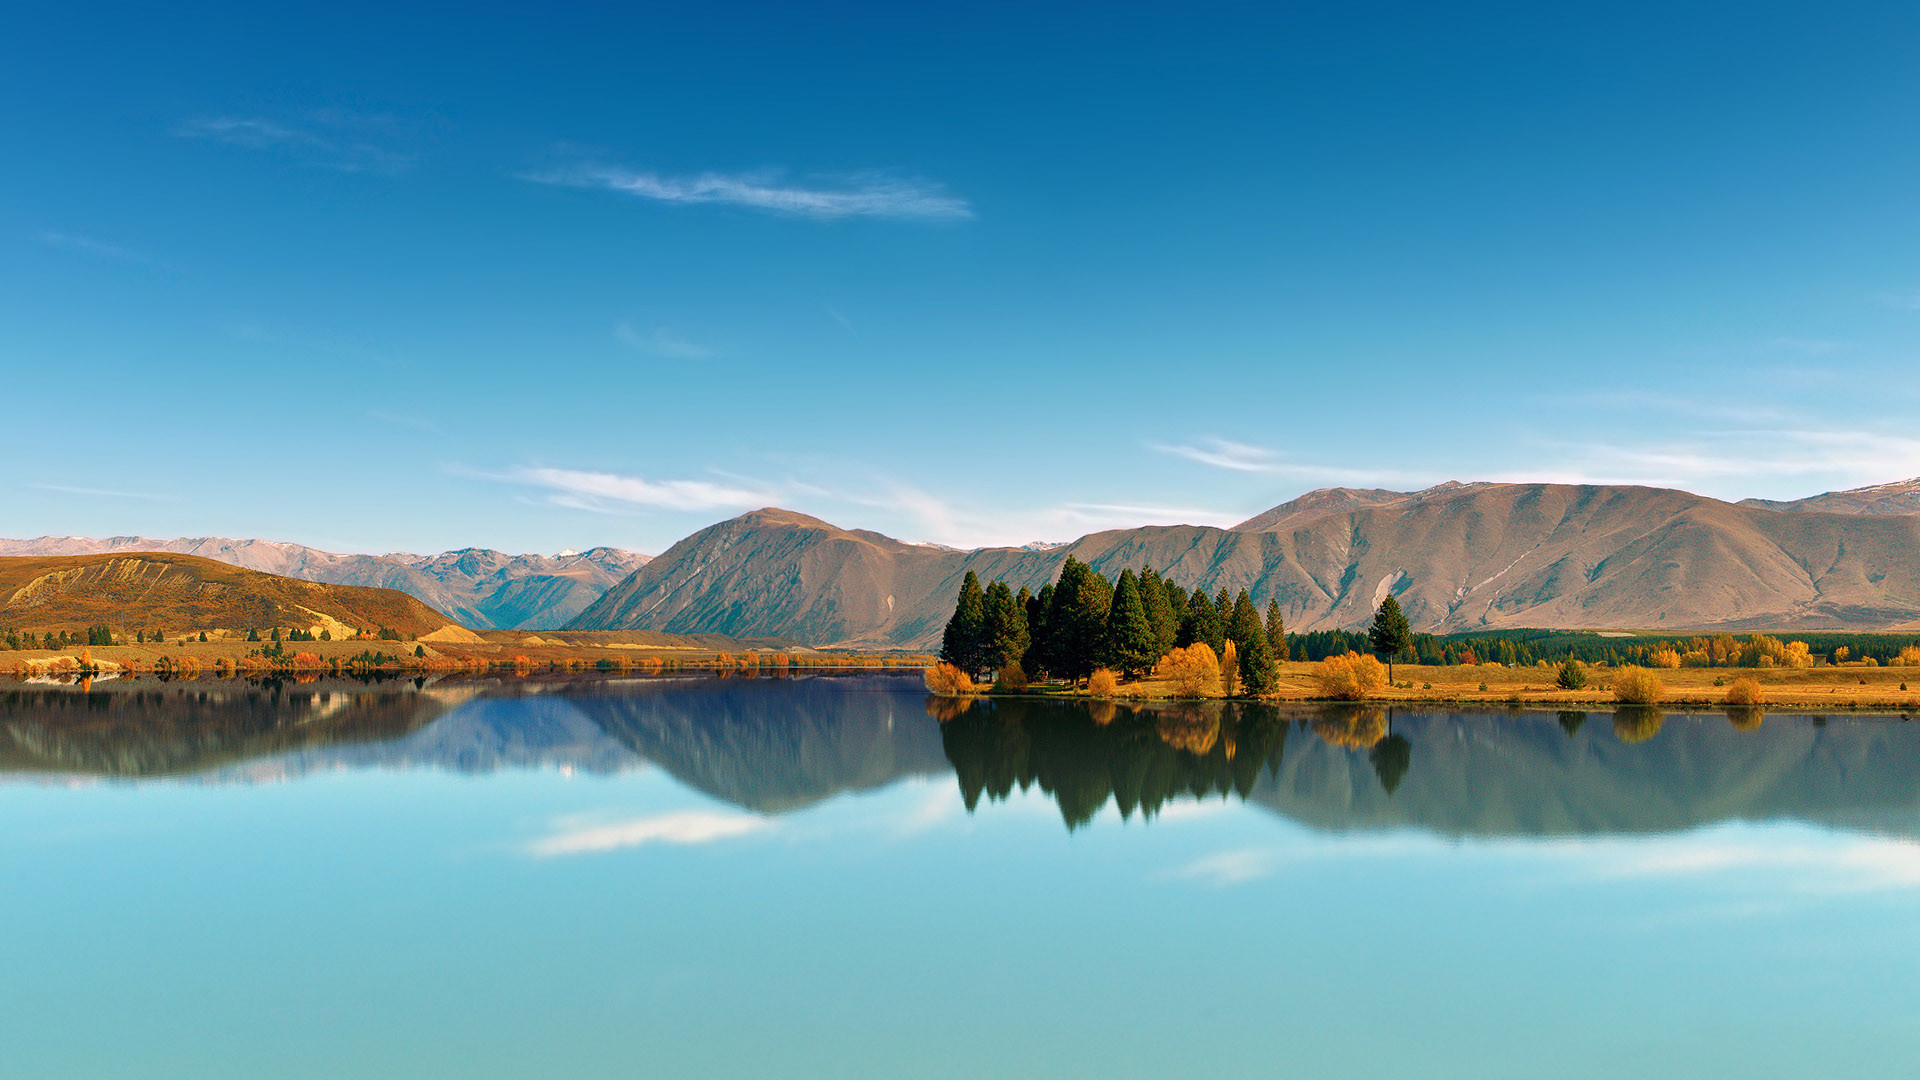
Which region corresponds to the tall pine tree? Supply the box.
[1026,582,1054,677]
[1139,567,1179,657]
[1368,595,1413,682]
[979,580,1030,675]
[1101,569,1158,677]
[1265,598,1287,661]
[940,571,988,676]
[1227,589,1263,649]
[1047,557,1113,684]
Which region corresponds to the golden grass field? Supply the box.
[3,636,934,680]
[999,660,1920,710]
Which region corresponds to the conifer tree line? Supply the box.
[938,557,1287,694]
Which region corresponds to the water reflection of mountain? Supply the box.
[6,678,1916,841]
[564,674,949,812]
[0,681,459,778]
[938,699,1920,839]
[0,675,949,811]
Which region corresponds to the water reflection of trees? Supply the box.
[937,698,1433,829]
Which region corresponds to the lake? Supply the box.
[2,672,1916,1078]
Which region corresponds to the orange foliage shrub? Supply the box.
[291,652,324,668]
[924,663,976,696]
[1315,652,1386,700]
[1648,646,1682,669]
[1896,645,1920,667]
[1154,644,1222,698]
[1086,669,1121,699]
[1611,666,1664,704]
[1724,676,1764,706]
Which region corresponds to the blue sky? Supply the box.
[7,1,1920,554]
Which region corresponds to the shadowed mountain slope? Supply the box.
[0,537,648,630]
[0,553,463,637]
[571,484,1920,647]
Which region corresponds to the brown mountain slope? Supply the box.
[1738,477,1920,517]
[570,485,1920,647]
[0,553,462,637]
[0,537,649,630]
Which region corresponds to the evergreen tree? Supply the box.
[979,580,1031,675]
[1047,557,1113,684]
[151,629,162,643]
[1228,590,1263,650]
[939,571,988,677]
[1265,599,1287,661]
[198,631,208,643]
[1368,595,1413,681]
[1139,567,1179,657]
[1101,569,1158,677]
[247,628,260,642]
[1238,630,1280,695]
[1025,583,1054,678]
[1179,588,1227,656]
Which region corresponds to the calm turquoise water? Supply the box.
[3,674,1917,1078]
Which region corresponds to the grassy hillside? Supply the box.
[0,553,461,638]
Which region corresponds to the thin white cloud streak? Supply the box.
[527,164,972,221]
[527,810,770,857]
[832,480,1244,549]
[504,466,775,513]
[1763,336,1847,356]
[30,483,170,501]
[826,307,854,331]
[368,410,443,436]
[615,322,714,360]
[1151,437,1419,485]
[37,231,148,264]
[1509,428,1920,492]
[174,115,412,174]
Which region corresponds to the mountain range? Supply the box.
[0,536,648,630]
[570,479,1920,647]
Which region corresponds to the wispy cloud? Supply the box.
[826,307,854,332]
[174,114,413,174]
[368,410,443,436]
[1876,290,1920,311]
[527,163,972,221]
[37,230,149,264]
[615,322,714,360]
[527,810,770,857]
[1763,336,1847,356]
[1151,437,1418,485]
[501,466,775,513]
[1511,427,1920,492]
[30,482,171,501]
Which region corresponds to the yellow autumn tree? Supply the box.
[1315,652,1387,700]
[1611,666,1664,704]
[1154,643,1222,698]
